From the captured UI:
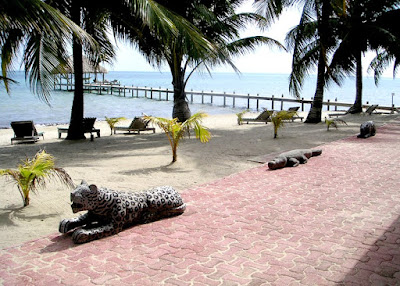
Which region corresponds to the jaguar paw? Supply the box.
[72,229,91,244]
[59,218,75,233]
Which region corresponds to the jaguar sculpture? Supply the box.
[357,121,376,138]
[59,181,186,244]
[268,149,322,170]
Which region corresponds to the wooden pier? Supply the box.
[58,82,396,113]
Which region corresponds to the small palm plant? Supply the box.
[105,116,126,135]
[325,117,348,131]
[236,109,249,125]
[0,150,74,206]
[144,112,211,162]
[270,110,296,138]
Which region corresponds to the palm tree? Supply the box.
[369,7,400,84]
[48,0,216,139]
[328,0,400,113]
[255,0,335,123]
[325,117,347,130]
[144,112,211,162]
[0,150,74,207]
[105,116,126,135]
[131,0,284,122]
[46,0,117,139]
[270,110,296,138]
[304,0,334,123]
[0,0,96,101]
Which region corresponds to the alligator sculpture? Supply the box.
[268,149,322,170]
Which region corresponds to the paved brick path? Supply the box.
[1,120,400,285]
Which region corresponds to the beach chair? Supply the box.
[58,117,101,139]
[240,109,272,125]
[328,107,350,118]
[284,107,304,122]
[364,104,379,115]
[114,117,156,134]
[329,104,380,118]
[82,117,101,137]
[10,121,44,144]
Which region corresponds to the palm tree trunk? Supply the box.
[348,52,363,114]
[172,146,177,162]
[171,64,191,122]
[305,0,330,124]
[24,196,29,207]
[66,1,85,140]
[305,53,325,123]
[19,186,29,206]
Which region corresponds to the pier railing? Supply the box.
[82,83,396,112]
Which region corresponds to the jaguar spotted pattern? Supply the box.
[59,181,186,244]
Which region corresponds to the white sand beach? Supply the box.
[0,111,398,249]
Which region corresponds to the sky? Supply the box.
[104,1,395,78]
[104,2,302,74]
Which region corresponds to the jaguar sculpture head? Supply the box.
[70,181,99,213]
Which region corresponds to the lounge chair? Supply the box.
[10,121,44,144]
[364,104,379,115]
[240,109,272,125]
[328,107,350,118]
[329,104,380,118]
[284,107,304,122]
[114,117,156,134]
[58,117,101,139]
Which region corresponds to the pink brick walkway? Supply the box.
[1,121,400,285]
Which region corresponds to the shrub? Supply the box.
[0,150,74,206]
[144,112,211,162]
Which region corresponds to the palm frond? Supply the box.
[325,118,347,131]
[254,0,299,27]
[181,112,211,143]
[23,32,70,103]
[1,0,98,101]
[227,36,286,57]
[105,117,124,125]
[0,75,18,93]
[1,28,24,92]
[83,8,116,68]
[144,113,211,162]
[236,109,249,125]
[270,110,291,138]
[289,42,320,97]
[105,117,127,135]
[135,0,216,59]
[0,150,73,206]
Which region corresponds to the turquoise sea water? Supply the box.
[1,71,399,128]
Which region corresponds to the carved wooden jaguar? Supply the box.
[357,121,376,138]
[59,181,186,243]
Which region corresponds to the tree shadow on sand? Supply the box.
[0,206,61,227]
[120,161,189,176]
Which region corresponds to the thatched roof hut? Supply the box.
[53,56,108,91]
[53,56,108,74]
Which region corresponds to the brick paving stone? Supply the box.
[192,275,222,286]
[2,120,400,285]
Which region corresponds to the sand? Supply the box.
[0,111,398,249]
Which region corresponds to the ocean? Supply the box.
[1,71,399,128]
